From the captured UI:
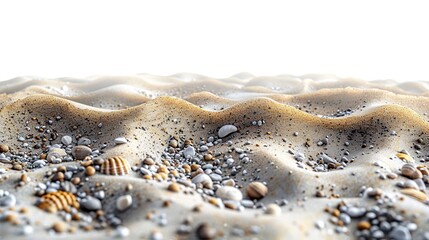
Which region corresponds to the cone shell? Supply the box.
[38,191,79,213]
[100,156,130,175]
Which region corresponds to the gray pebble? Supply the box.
[183,146,196,158]
[114,137,127,145]
[0,194,16,207]
[218,125,238,138]
[71,145,92,160]
[210,173,222,182]
[78,137,91,146]
[388,226,411,240]
[347,207,366,218]
[339,213,351,225]
[61,135,72,145]
[81,196,102,211]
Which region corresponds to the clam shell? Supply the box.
[401,164,422,179]
[38,191,79,213]
[401,188,428,202]
[246,181,268,200]
[100,156,130,175]
[218,125,238,138]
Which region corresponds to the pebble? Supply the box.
[388,226,411,240]
[0,194,16,207]
[246,182,268,200]
[52,221,67,233]
[78,137,92,146]
[114,137,127,145]
[61,135,72,145]
[114,226,130,238]
[0,144,9,153]
[315,220,325,230]
[81,196,102,211]
[347,207,366,218]
[168,183,181,192]
[218,124,238,138]
[183,146,196,158]
[215,186,243,201]
[47,148,67,162]
[209,173,222,182]
[149,230,164,240]
[85,166,96,176]
[20,225,34,235]
[357,220,371,230]
[196,223,217,240]
[71,145,92,160]
[265,204,281,215]
[143,158,155,165]
[116,194,133,211]
[338,213,351,225]
[192,173,213,189]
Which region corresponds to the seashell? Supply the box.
[37,191,79,213]
[401,164,422,179]
[192,173,213,189]
[417,165,429,176]
[218,124,238,138]
[246,181,268,200]
[46,148,67,162]
[396,153,414,163]
[401,188,429,202]
[100,156,130,175]
[215,186,243,201]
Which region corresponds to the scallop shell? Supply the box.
[100,156,130,175]
[37,191,79,213]
[401,188,429,202]
[401,164,422,179]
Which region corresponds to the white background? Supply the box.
[0,0,428,82]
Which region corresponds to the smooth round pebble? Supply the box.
[71,145,92,160]
[116,194,133,211]
[218,125,238,138]
[52,221,67,233]
[0,194,16,207]
[81,196,102,211]
[215,186,243,201]
[196,223,217,240]
[168,183,181,192]
[265,204,281,215]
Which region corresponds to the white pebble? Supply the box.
[116,194,133,211]
[218,125,238,138]
[114,137,128,145]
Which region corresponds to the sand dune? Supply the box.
[1,75,429,239]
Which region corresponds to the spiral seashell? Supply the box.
[37,191,79,213]
[401,164,422,179]
[100,156,130,175]
[401,188,429,202]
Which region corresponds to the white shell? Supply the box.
[218,125,238,138]
[215,186,243,201]
[192,173,213,189]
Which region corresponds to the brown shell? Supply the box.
[100,156,130,175]
[401,189,429,202]
[38,191,79,213]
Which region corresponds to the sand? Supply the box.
[0,73,429,239]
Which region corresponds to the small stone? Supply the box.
[61,135,72,145]
[387,172,398,179]
[71,145,92,160]
[114,226,130,238]
[388,226,411,240]
[78,137,91,146]
[192,173,213,189]
[168,183,181,192]
[215,186,243,201]
[196,223,216,240]
[81,196,102,211]
[149,230,163,240]
[169,139,178,148]
[47,148,67,162]
[265,204,281,215]
[0,194,16,207]
[143,158,155,165]
[357,221,371,230]
[246,182,268,200]
[204,154,213,161]
[52,221,67,233]
[347,207,366,218]
[85,166,96,176]
[52,172,65,182]
[20,225,34,235]
[222,179,235,187]
[0,144,9,153]
[12,163,22,171]
[183,146,196,158]
[315,220,325,230]
[218,124,238,138]
[114,137,127,145]
[116,194,132,211]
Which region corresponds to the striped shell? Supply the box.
[100,156,130,175]
[38,191,79,213]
